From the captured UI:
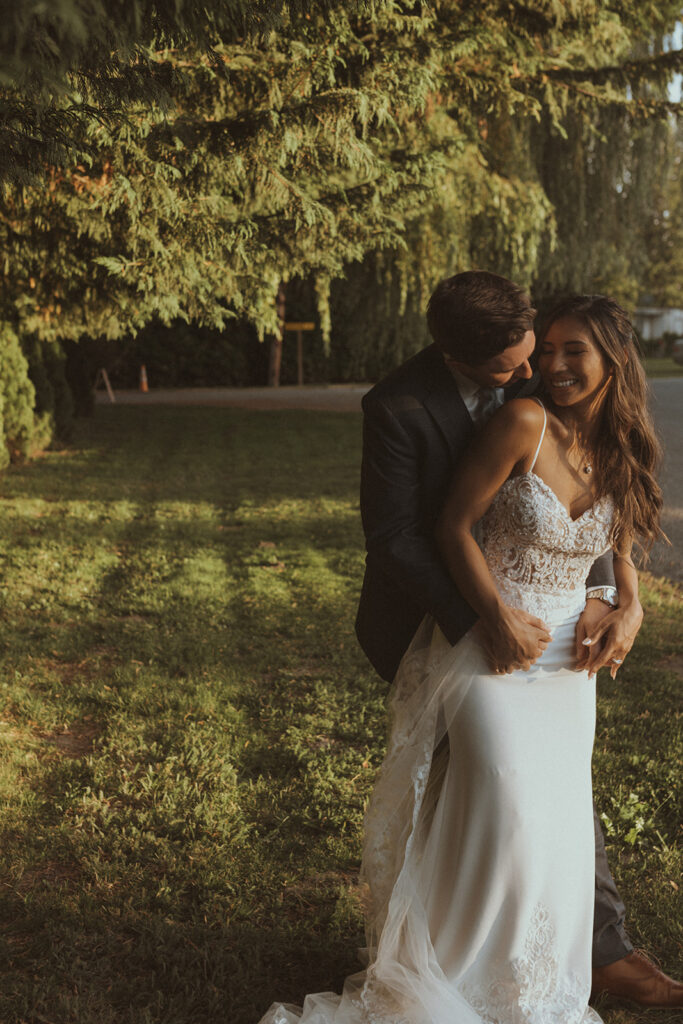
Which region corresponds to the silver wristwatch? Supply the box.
[587,586,619,608]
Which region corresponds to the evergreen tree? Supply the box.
[0,325,37,465]
[644,120,683,307]
[0,0,322,182]
[0,1,679,417]
[3,3,681,339]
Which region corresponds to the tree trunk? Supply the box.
[267,284,286,387]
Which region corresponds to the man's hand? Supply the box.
[576,597,643,679]
[480,604,552,674]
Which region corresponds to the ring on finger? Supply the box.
[611,657,623,664]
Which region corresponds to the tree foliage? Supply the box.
[0,325,38,466]
[0,0,324,181]
[643,119,683,307]
[0,1,681,402]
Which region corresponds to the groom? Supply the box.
[356,270,683,1008]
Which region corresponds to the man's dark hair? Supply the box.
[426,271,536,365]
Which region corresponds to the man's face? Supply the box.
[446,330,536,388]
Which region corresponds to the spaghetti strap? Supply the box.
[529,399,547,473]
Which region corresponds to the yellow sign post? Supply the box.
[284,322,315,385]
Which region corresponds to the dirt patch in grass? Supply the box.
[286,662,323,678]
[284,869,361,902]
[41,720,102,757]
[308,734,343,750]
[15,858,82,895]
[656,653,683,676]
[36,648,118,685]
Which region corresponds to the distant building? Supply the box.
[634,306,683,341]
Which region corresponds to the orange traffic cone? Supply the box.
[139,364,149,393]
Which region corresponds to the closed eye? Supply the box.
[538,345,588,355]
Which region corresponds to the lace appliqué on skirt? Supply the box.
[351,969,411,1024]
[461,905,602,1024]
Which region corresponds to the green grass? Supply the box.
[0,406,680,1024]
[643,357,683,378]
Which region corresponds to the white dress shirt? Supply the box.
[446,362,504,426]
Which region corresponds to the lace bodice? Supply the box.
[481,472,614,624]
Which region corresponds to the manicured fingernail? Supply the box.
[582,638,593,646]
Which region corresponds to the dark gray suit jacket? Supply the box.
[356,344,615,681]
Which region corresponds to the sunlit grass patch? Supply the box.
[643,357,683,378]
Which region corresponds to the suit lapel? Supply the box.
[421,347,475,462]
[415,350,541,460]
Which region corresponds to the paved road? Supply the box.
[95,383,371,412]
[96,378,682,582]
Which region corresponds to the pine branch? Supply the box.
[544,48,683,87]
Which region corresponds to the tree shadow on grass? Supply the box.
[0,873,363,1024]
[0,505,368,685]
[0,572,375,1023]
[0,404,381,1023]
[0,406,362,507]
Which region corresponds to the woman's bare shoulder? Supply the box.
[471,397,546,467]
[487,397,546,434]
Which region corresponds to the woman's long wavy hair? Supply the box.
[539,294,664,559]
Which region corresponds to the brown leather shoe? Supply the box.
[592,950,683,1008]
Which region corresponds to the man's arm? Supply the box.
[360,397,476,644]
[586,551,616,590]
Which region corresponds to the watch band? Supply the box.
[586,586,619,608]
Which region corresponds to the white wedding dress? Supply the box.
[260,407,613,1024]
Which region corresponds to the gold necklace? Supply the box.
[573,440,594,476]
[559,414,595,477]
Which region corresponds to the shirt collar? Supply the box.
[444,358,490,402]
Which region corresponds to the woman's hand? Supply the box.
[575,598,611,669]
[576,598,643,679]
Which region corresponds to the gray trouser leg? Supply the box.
[593,803,634,967]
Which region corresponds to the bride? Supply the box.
[259,295,663,1024]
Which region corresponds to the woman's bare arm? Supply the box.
[435,400,552,673]
[581,545,642,679]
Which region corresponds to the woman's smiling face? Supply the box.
[537,315,611,406]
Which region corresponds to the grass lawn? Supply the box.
[0,406,680,1024]
[643,357,683,378]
